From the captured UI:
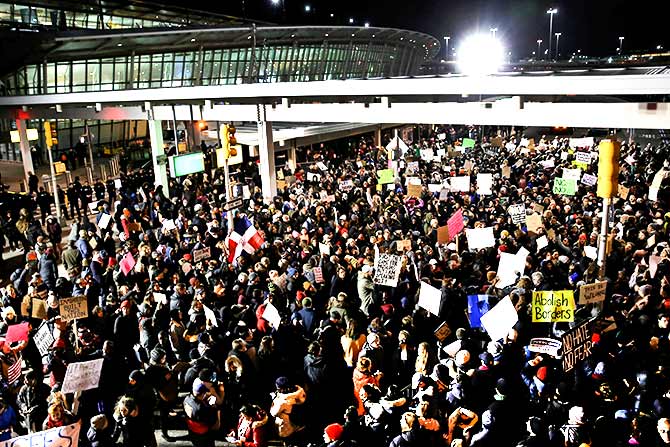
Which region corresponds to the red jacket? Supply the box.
[237,410,268,447]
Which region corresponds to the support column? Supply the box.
[374,126,382,148]
[257,120,277,203]
[148,119,169,196]
[287,143,297,173]
[15,119,34,185]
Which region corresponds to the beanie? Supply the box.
[536,366,548,382]
[324,423,344,441]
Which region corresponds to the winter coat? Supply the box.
[270,385,306,438]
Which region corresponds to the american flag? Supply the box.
[227,216,264,263]
[7,353,22,383]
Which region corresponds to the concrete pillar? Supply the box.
[15,119,34,184]
[287,143,297,173]
[257,120,277,202]
[374,126,382,148]
[148,119,169,196]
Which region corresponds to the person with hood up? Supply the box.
[270,376,307,440]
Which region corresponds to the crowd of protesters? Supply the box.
[0,126,669,447]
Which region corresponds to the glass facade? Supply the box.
[2,42,415,95]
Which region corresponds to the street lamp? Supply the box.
[618,36,624,55]
[444,36,450,60]
[537,39,543,60]
[555,32,561,60]
[348,17,354,24]
[270,0,285,21]
[304,4,311,12]
[490,27,498,38]
[547,8,557,60]
[364,22,370,28]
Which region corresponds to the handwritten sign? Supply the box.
[466,227,496,250]
[34,322,55,357]
[532,291,575,322]
[59,296,88,321]
[581,173,597,187]
[377,169,395,184]
[575,151,592,164]
[0,422,81,447]
[449,176,470,193]
[193,247,211,263]
[437,225,450,244]
[396,240,412,251]
[508,204,526,225]
[120,252,136,276]
[529,338,562,357]
[553,178,576,196]
[6,322,29,344]
[434,321,452,342]
[418,282,442,316]
[98,213,112,229]
[61,358,104,393]
[32,298,48,319]
[447,209,464,241]
[373,254,403,287]
[618,184,629,200]
[480,296,519,342]
[476,173,493,195]
[407,184,422,198]
[526,213,543,234]
[313,267,324,284]
[579,282,607,305]
[561,318,593,372]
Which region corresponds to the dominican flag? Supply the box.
[227,216,264,263]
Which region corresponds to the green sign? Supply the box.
[169,152,205,178]
[553,178,577,196]
[572,160,588,170]
[377,169,395,184]
[463,138,476,149]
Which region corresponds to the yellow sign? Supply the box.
[54,162,66,174]
[532,290,575,322]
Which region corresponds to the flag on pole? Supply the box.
[227,216,264,263]
[7,353,22,383]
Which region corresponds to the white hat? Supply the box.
[361,264,372,274]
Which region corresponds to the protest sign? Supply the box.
[61,358,104,393]
[575,152,592,164]
[563,168,582,181]
[584,246,597,260]
[98,213,112,229]
[127,222,142,232]
[34,322,55,357]
[193,247,211,263]
[377,169,395,184]
[434,321,452,342]
[467,295,490,328]
[463,138,476,149]
[443,339,462,357]
[306,172,321,182]
[496,252,526,289]
[120,252,136,276]
[405,176,422,186]
[539,159,555,169]
[32,298,47,319]
[447,209,464,241]
[449,176,470,193]
[339,179,354,191]
[439,188,450,201]
[317,162,328,171]
[650,255,661,278]
[6,322,29,344]
[536,235,549,251]
[313,267,324,284]
[0,422,81,447]
[561,318,593,372]
[581,173,597,186]
[569,137,594,148]
[508,204,526,225]
[480,296,518,342]
[407,184,422,198]
[373,254,403,287]
[501,166,511,178]
[579,281,607,305]
[476,173,493,195]
[526,213,543,234]
[490,136,503,147]
[428,184,442,193]
[532,291,575,322]
[418,281,442,316]
[618,184,629,200]
[463,160,473,172]
[319,243,331,255]
[114,178,122,189]
[649,169,668,202]
[406,161,419,174]
[553,178,577,196]
[466,227,495,250]
[162,219,176,231]
[529,338,562,357]
[532,203,545,214]
[203,305,219,327]
[153,292,167,305]
[437,225,450,244]
[59,296,88,321]
[261,302,282,329]
[396,240,412,251]
[420,149,434,162]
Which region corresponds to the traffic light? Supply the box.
[197,120,208,131]
[43,121,58,148]
[220,124,237,159]
[597,139,620,199]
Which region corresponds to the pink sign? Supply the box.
[6,322,29,344]
[120,252,136,276]
[447,209,465,242]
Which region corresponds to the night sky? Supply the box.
[172,0,669,59]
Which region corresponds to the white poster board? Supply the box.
[61,358,104,394]
[418,281,442,316]
[480,296,518,342]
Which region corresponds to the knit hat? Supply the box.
[536,366,548,382]
[275,376,290,390]
[324,423,344,441]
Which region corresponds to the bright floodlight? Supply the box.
[457,34,504,75]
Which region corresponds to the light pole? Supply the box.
[490,27,498,38]
[547,8,557,60]
[270,0,285,22]
[618,36,624,55]
[555,32,561,60]
[537,39,543,60]
[443,36,450,60]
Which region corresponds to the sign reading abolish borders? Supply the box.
[532,290,575,322]
[561,318,593,372]
[59,296,88,321]
[0,422,81,447]
[61,358,104,394]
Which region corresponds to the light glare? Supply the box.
[457,34,504,75]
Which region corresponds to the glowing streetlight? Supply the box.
[618,36,624,55]
[304,4,311,12]
[348,17,354,24]
[555,32,562,60]
[537,39,543,60]
[490,27,498,38]
[364,22,370,28]
[458,33,504,75]
[443,36,450,60]
[547,8,557,60]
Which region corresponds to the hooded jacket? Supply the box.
[270,385,306,438]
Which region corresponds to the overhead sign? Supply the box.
[561,318,593,372]
[224,198,243,211]
[61,358,104,394]
[169,152,205,178]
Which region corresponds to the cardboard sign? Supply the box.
[447,209,464,241]
[466,227,496,250]
[59,296,88,321]
[529,338,562,357]
[490,136,503,147]
[428,183,442,193]
[32,298,48,319]
[618,184,629,200]
[0,422,81,447]
[434,321,452,342]
[579,281,607,305]
[34,322,55,357]
[563,168,582,181]
[61,358,104,394]
[396,240,412,251]
[313,267,324,284]
[526,213,543,234]
[501,166,511,178]
[373,254,403,287]
[98,213,112,229]
[193,247,211,263]
[581,173,597,186]
[407,184,422,198]
[418,281,442,316]
[561,318,592,372]
[480,296,518,342]
[377,169,395,184]
[127,222,142,232]
[553,178,577,196]
[532,291,575,322]
[6,322,30,344]
[508,204,526,226]
[437,225,450,244]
